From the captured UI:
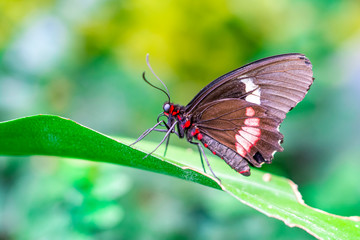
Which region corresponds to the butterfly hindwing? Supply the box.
[194,99,283,167]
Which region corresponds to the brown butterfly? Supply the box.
[132,54,313,178]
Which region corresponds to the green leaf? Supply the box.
[1,115,359,239]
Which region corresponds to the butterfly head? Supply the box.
[163,102,171,113]
[163,102,184,116]
[163,101,185,122]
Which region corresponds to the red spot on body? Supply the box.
[204,143,208,148]
[238,170,250,175]
[245,107,255,117]
[184,120,191,128]
[191,129,200,136]
[244,118,260,127]
[169,105,174,113]
[164,112,169,116]
[177,115,181,121]
[197,133,203,140]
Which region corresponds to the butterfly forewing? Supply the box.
[186,53,313,122]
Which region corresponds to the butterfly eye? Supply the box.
[163,103,171,113]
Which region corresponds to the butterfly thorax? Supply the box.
[163,102,201,140]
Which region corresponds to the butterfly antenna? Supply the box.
[142,72,170,102]
[145,53,171,102]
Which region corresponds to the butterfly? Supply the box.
[132,53,313,178]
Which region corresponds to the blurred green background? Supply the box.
[1,0,360,239]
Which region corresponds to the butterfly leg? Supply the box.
[130,120,168,146]
[189,141,206,174]
[190,141,220,182]
[163,134,170,157]
[143,121,177,159]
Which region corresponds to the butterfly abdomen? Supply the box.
[200,134,251,176]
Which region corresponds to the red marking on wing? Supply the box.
[204,143,208,148]
[212,151,216,155]
[197,133,203,140]
[241,127,261,136]
[235,124,261,157]
[245,107,255,117]
[235,142,247,157]
[239,130,259,145]
[235,134,252,151]
[244,118,260,127]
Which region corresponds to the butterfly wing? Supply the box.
[185,53,313,122]
[194,99,283,167]
[186,53,313,170]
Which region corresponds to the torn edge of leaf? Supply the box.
[288,179,360,221]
